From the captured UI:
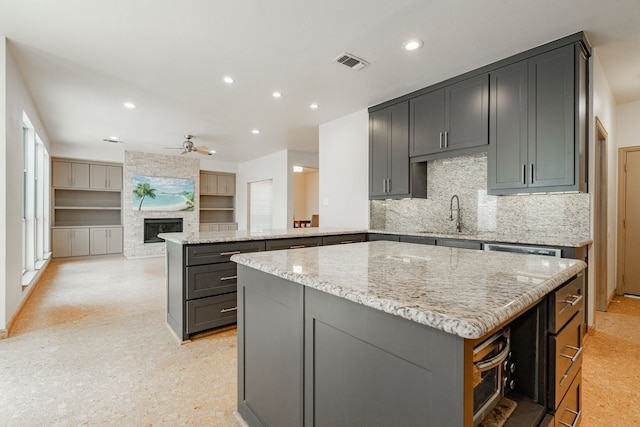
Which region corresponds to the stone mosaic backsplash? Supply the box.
[370,153,590,239]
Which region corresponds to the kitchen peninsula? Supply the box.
[231,241,586,427]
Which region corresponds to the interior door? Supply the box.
[623,150,640,295]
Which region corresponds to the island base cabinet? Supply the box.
[237,266,304,427]
[304,288,465,427]
[237,265,467,427]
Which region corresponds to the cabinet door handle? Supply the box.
[558,408,582,427]
[439,132,443,149]
[387,179,391,193]
[522,164,526,185]
[220,307,238,313]
[220,275,237,281]
[444,131,448,148]
[220,250,241,256]
[559,294,583,307]
[289,245,306,249]
[383,179,387,193]
[560,345,583,364]
[339,241,353,244]
[530,163,534,184]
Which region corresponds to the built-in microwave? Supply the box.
[472,328,514,426]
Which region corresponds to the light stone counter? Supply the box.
[231,241,586,339]
[369,229,591,247]
[158,227,368,244]
[159,227,590,248]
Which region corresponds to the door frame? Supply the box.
[594,118,608,311]
[617,145,640,296]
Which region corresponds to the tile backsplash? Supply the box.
[370,153,590,239]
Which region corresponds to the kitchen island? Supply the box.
[231,241,586,427]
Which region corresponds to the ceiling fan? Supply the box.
[165,135,215,155]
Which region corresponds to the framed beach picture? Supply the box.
[132,175,195,211]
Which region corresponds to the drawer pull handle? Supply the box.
[220,275,238,281]
[220,307,238,313]
[558,294,583,313]
[558,408,581,427]
[339,241,353,244]
[560,345,583,363]
[220,251,241,256]
[559,345,583,386]
[289,245,306,249]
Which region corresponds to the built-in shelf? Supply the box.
[51,158,124,257]
[200,171,236,228]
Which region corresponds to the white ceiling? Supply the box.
[1,0,640,164]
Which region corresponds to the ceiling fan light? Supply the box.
[209,150,217,155]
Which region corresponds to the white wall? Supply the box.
[590,51,618,322]
[237,150,289,230]
[1,40,52,331]
[617,100,640,148]
[318,109,369,228]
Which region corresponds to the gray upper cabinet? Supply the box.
[369,101,410,199]
[410,74,489,157]
[488,43,588,195]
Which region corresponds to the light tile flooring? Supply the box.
[0,255,638,426]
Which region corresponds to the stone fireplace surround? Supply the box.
[124,151,199,258]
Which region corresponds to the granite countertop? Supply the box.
[159,227,591,247]
[231,241,586,340]
[158,227,369,244]
[368,229,592,248]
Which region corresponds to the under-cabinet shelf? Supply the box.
[54,206,122,210]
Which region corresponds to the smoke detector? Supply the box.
[333,52,369,71]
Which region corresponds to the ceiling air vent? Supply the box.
[333,52,369,71]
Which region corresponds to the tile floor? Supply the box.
[0,255,637,426]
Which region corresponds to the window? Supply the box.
[22,113,50,285]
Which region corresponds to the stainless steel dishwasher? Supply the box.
[484,242,562,257]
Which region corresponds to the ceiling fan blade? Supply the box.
[164,147,182,149]
[194,146,212,155]
[181,149,188,155]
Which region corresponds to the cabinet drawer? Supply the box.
[549,311,583,410]
[265,236,323,251]
[399,235,436,245]
[186,293,237,334]
[186,262,237,300]
[368,234,400,242]
[554,370,582,427]
[186,241,265,266]
[549,274,584,334]
[436,239,482,250]
[322,234,367,246]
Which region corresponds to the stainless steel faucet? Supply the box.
[449,195,461,233]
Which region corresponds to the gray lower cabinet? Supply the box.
[410,74,489,157]
[369,101,410,199]
[166,240,266,341]
[488,42,588,195]
[322,233,367,246]
[367,233,400,242]
[436,238,482,250]
[265,236,323,251]
[237,265,465,427]
[399,235,436,245]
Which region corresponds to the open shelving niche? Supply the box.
[199,171,237,232]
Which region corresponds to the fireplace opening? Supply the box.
[144,218,183,243]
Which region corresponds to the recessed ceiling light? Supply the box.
[310,103,318,109]
[223,76,234,84]
[123,102,136,109]
[403,40,424,51]
[293,166,303,173]
[252,129,260,134]
[272,91,282,98]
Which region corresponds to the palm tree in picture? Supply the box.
[133,183,157,210]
